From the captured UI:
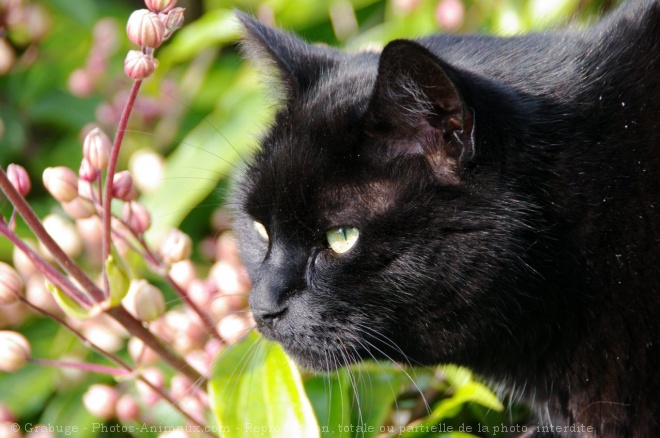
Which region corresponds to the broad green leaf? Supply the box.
[305,373,352,438]
[209,332,320,438]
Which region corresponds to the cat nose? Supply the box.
[249,277,291,327]
[251,305,288,327]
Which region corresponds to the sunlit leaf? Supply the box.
[209,332,320,438]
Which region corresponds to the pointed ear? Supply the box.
[236,11,339,97]
[366,40,475,182]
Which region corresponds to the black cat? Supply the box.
[232,1,660,436]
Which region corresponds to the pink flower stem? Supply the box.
[0,167,104,303]
[20,298,215,436]
[101,79,142,296]
[29,358,130,376]
[0,222,93,307]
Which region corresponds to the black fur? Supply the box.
[232,2,660,436]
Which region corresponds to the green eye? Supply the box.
[326,227,359,254]
[253,221,269,241]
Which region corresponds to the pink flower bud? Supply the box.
[83,127,111,170]
[112,171,137,201]
[0,404,15,423]
[7,164,31,196]
[126,10,165,48]
[0,37,16,75]
[0,422,21,437]
[0,262,23,306]
[0,330,31,372]
[218,314,250,345]
[123,280,166,322]
[128,337,160,365]
[78,158,99,182]
[124,50,157,80]
[116,394,140,422]
[162,7,185,38]
[82,384,118,420]
[170,374,192,399]
[169,260,195,292]
[62,197,96,220]
[68,68,94,97]
[160,229,192,264]
[40,214,82,259]
[145,0,177,13]
[122,201,151,234]
[42,167,78,202]
[435,0,465,30]
[137,367,164,405]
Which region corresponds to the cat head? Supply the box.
[233,13,538,371]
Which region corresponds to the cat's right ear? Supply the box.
[236,11,339,98]
[366,40,475,183]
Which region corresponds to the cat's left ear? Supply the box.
[237,11,339,98]
[367,40,475,181]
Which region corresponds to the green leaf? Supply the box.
[305,373,352,438]
[160,9,241,63]
[209,332,320,438]
[46,280,94,320]
[398,366,503,438]
[105,254,131,307]
[141,69,271,233]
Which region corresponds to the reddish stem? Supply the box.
[0,167,104,303]
[20,298,215,436]
[102,79,142,294]
[0,223,93,307]
[30,358,129,376]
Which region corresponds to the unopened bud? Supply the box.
[0,262,23,306]
[137,367,164,405]
[43,167,78,202]
[162,7,185,38]
[0,330,31,372]
[78,158,99,182]
[145,0,177,13]
[41,215,82,259]
[126,10,165,48]
[218,314,250,345]
[68,68,94,97]
[62,197,96,220]
[82,384,118,420]
[116,394,141,422]
[122,201,151,234]
[112,171,136,201]
[123,280,165,322]
[160,229,192,264]
[124,50,157,80]
[7,164,31,196]
[83,127,111,170]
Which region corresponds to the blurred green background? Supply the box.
[0,0,619,437]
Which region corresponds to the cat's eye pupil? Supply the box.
[253,221,269,241]
[326,227,359,254]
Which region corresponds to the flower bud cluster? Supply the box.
[0,1,51,76]
[68,19,119,97]
[123,1,185,80]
